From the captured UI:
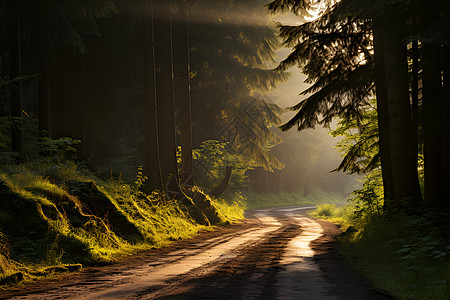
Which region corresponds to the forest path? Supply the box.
[2,206,387,299]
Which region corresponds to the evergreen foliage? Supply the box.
[189,0,288,172]
[271,3,374,131]
[268,0,449,206]
[330,100,379,175]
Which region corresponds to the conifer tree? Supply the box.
[153,0,181,193]
[143,0,163,191]
[189,0,288,172]
[7,0,23,155]
[172,0,195,186]
[31,0,118,141]
[420,0,447,205]
[267,0,431,205]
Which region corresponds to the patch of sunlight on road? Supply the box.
[288,217,322,258]
[276,217,339,300]
[253,212,283,227]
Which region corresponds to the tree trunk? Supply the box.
[372,20,395,205]
[422,43,442,204]
[37,0,51,137]
[68,60,86,160]
[382,14,422,204]
[154,0,180,194]
[143,0,163,191]
[49,58,69,139]
[411,40,420,171]
[421,3,443,205]
[441,46,450,207]
[38,69,50,135]
[210,166,232,198]
[172,0,194,187]
[8,0,23,154]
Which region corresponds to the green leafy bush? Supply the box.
[189,140,257,192]
[315,204,336,217]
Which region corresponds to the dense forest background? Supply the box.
[0,0,355,199]
[268,0,450,208]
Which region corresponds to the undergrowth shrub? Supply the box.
[341,209,450,300]
[349,170,384,230]
[188,140,256,192]
[311,174,450,299]
[314,204,336,217]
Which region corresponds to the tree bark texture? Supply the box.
[411,40,420,169]
[441,46,450,207]
[421,2,443,205]
[372,20,395,205]
[154,0,180,192]
[422,43,443,204]
[37,0,52,136]
[8,0,23,154]
[143,0,163,191]
[382,13,422,204]
[172,0,195,186]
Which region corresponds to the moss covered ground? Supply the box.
[0,161,243,287]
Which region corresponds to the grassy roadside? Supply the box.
[244,190,347,209]
[309,203,354,230]
[311,204,450,300]
[0,161,244,287]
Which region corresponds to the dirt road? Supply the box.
[2,206,387,299]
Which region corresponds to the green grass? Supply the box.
[309,204,354,230]
[244,190,347,209]
[312,205,450,299]
[211,198,244,222]
[0,160,244,287]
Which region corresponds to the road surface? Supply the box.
[2,205,387,299]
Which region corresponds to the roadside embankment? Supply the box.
[0,161,243,287]
[311,204,450,300]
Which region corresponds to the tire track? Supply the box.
[9,222,281,299]
[154,218,303,300]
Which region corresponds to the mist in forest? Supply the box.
[266,49,359,197]
[0,0,358,201]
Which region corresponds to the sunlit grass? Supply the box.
[244,190,347,209]
[0,161,244,287]
[210,198,244,223]
[309,204,354,230]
